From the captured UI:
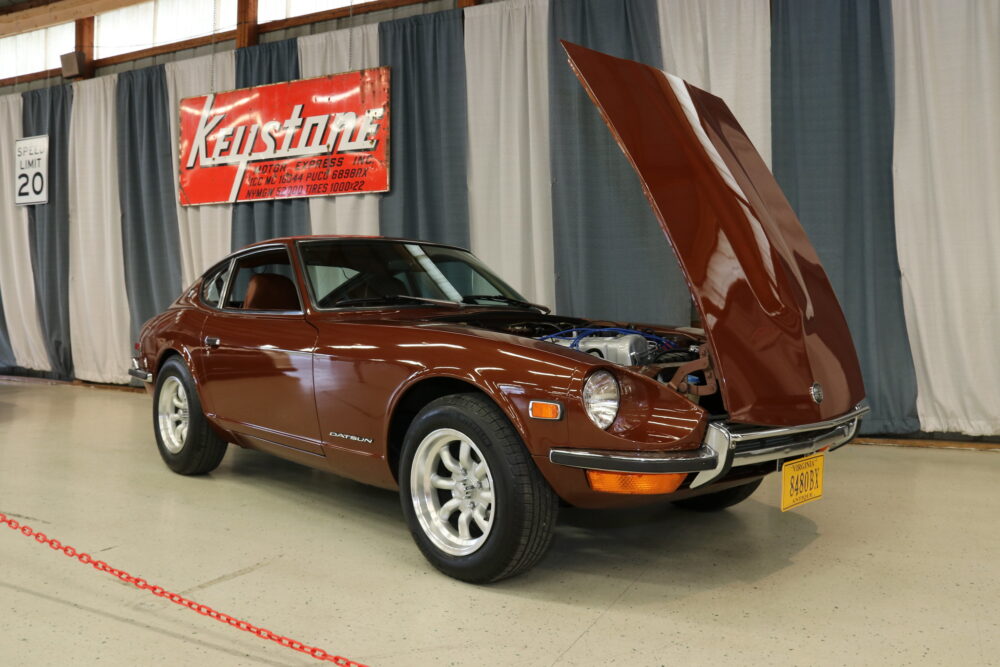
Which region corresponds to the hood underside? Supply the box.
[562,41,864,426]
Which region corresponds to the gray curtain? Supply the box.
[0,294,13,370]
[378,10,469,247]
[548,0,689,326]
[117,66,185,343]
[23,85,74,379]
[231,39,310,250]
[772,0,919,434]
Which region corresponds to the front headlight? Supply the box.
[583,370,619,429]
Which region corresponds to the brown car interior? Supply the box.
[244,273,300,311]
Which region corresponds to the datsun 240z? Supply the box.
[131,43,868,582]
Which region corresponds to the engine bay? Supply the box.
[537,327,689,367]
[431,311,723,411]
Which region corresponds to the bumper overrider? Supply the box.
[128,358,152,383]
[549,403,870,490]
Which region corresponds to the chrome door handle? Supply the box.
[204,336,221,348]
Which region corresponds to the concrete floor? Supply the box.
[0,380,997,667]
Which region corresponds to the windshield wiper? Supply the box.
[461,294,550,313]
[332,294,463,309]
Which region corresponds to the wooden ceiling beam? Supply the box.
[91,29,236,68]
[0,0,54,18]
[70,15,93,78]
[235,0,258,49]
[0,0,149,38]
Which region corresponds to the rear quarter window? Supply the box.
[201,262,231,308]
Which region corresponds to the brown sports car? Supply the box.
[131,43,868,582]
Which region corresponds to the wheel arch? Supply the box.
[385,376,525,483]
[153,344,208,408]
[154,342,199,382]
[156,347,183,375]
[153,344,230,443]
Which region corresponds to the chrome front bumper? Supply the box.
[549,403,870,489]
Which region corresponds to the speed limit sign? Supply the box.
[15,135,48,206]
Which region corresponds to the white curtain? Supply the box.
[165,51,236,287]
[67,76,133,384]
[154,0,239,43]
[0,27,48,79]
[95,0,237,60]
[94,3,156,60]
[657,0,771,166]
[464,0,555,307]
[298,25,382,237]
[0,94,51,372]
[892,0,1000,435]
[0,22,74,79]
[261,0,354,23]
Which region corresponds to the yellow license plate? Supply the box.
[781,452,825,511]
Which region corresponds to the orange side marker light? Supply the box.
[586,470,686,495]
[529,401,562,420]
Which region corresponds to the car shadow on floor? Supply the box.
[506,499,819,600]
[214,448,817,598]
[219,446,405,522]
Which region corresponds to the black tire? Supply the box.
[153,356,227,475]
[399,393,558,583]
[672,479,762,512]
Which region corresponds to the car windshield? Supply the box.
[298,240,531,309]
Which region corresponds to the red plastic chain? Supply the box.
[0,512,368,666]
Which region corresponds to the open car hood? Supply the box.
[563,41,864,426]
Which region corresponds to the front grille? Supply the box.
[728,425,842,454]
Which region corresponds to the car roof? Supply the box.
[242,235,470,254]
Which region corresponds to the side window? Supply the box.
[224,248,301,311]
[201,262,231,308]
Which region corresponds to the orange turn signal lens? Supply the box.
[528,400,562,420]
[586,470,686,495]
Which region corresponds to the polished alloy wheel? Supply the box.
[410,427,495,556]
[157,375,189,454]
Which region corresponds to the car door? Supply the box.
[198,244,324,456]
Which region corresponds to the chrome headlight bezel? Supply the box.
[582,369,620,430]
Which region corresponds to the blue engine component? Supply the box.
[538,327,677,350]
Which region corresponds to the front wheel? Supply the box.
[153,356,227,475]
[399,394,558,583]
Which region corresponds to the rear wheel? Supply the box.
[399,394,558,583]
[153,356,227,475]
[672,479,762,512]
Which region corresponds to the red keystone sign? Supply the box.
[178,68,390,205]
